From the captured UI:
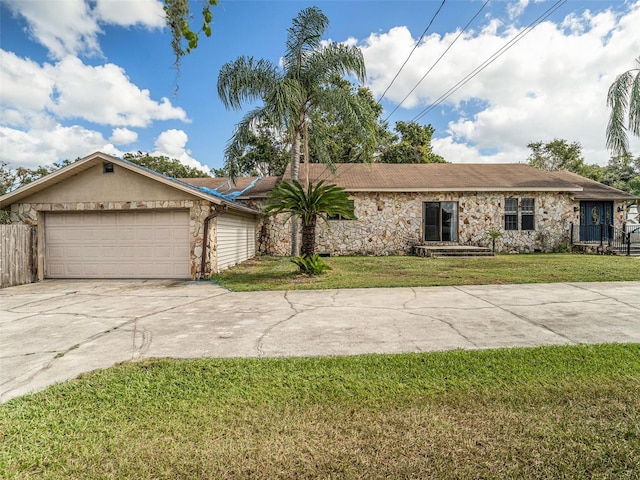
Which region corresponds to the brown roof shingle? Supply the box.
[282,163,638,200]
[549,170,637,200]
[284,163,586,192]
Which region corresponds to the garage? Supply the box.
[217,213,256,272]
[1,152,262,282]
[45,210,191,279]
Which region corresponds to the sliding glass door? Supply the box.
[423,202,458,242]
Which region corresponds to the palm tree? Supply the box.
[217,6,372,256]
[606,57,640,157]
[263,180,355,257]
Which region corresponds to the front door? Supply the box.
[424,202,458,242]
[580,201,613,242]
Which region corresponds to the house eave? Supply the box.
[343,187,584,193]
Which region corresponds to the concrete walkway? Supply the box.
[1,280,639,402]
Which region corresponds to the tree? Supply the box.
[217,6,372,256]
[600,154,640,196]
[527,139,602,180]
[380,121,447,164]
[263,180,355,258]
[0,161,16,197]
[606,57,640,157]
[0,159,75,196]
[214,125,289,177]
[307,75,388,164]
[123,152,209,178]
[164,0,217,79]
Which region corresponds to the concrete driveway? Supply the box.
[2,280,639,402]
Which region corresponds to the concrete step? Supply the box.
[432,253,495,258]
[415,245,494,258]
[610,246,640,256]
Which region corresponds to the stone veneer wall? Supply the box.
[10,199,214,279]
[253,191,598,256]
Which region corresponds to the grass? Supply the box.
[1,344,639,479]
[212,253,640,291]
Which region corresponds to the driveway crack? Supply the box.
[453,286,576,344]
[254,291,300,357]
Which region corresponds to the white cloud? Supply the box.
[362,0,640,165]
[153,129,209,173]
[110,128,138,145]
[2,0,165,60]
[49,56,188,127]
[0,50,55,112]
[94,0,165,28]
[0,123,123,168]
[0,48,191,167]
[507,0,530,20]
[0,51,187,127]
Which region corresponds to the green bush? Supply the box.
[291,253,332,275]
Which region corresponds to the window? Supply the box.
[504,198,518,230]
[327,200,355,220]
[521,198,535,230]
[504,197,535,231]
[327,213,353,220]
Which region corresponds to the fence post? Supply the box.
[600,223,604,247]
[570,222,574,244]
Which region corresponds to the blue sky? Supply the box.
[1,0,639,173]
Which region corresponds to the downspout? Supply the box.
[200,204,227,279]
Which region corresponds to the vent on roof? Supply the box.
[103,162,114,173]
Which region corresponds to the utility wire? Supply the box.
[376,0,446,104]
[384,0,490,122]
[411,0,567,123]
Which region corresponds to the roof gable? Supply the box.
[0,152,259,214]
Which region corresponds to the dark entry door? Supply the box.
[580,201,613,241]
[424,202,440,241]
[424,202,458,242]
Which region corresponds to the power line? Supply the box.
[376,0,446,104]
[384,0,490,122]
[411,0,567,123]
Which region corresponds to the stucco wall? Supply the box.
[19,163,191,204]
[254,191,628,256]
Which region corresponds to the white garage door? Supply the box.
[45,211,191,278]
[217,213,256,272]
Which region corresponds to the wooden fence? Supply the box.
[0,224,37,288]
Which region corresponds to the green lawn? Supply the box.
[213,254,640,291]
[2,344,639,479]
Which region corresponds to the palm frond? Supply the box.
[606,57,640,157]
[607,71,632,156]
[302,43,366,86]
[263,180,355,227]
[223,106,272,179]
[263,78,305,131]
[283,7,328,76]
[218,56,280,110]
[629,65,640,138]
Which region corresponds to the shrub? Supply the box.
[291,253,331,275]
